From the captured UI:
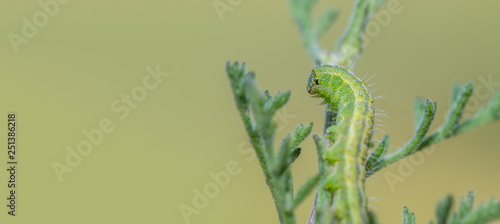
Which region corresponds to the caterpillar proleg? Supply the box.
[307,65,375,223]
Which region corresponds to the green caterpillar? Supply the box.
[307,65,375,223]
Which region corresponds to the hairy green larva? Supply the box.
[307,65,375,223]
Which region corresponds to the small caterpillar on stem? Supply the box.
[307,65,375,223]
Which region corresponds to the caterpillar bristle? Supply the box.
[367,155,384,166]
[365,74,377,83]
[361,73,369,81]
[311,60,318,67]
[374,113,389,118]
[366,172,380,181]
[367,204,377,213]
[373,95,387,100]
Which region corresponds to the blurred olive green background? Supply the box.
[1,0,499,223]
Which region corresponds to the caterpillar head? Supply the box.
[307,65,353,107]
[306,69,320,95]
[307,65,334,97]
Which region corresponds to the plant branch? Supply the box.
[402,206,417,224]
[226,61,317,224]
[332,0,383,66]
[367,83,500,176]
[429,192,500,224]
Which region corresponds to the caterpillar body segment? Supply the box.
[307,65,375,223]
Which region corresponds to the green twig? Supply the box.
[402,206,417,224]
[288,0,382,66]
[368,99,437,175]
[367,83,500,176]
[429,192,500,224]
[332,0,383,66]
[226,62,316,224]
